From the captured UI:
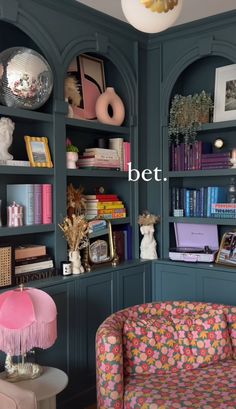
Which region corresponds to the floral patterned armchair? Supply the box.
[96,301,236,409]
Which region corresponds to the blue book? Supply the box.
[7,184,34,225]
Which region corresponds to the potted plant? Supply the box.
[66,139,79,169]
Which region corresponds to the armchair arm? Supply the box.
[96,313,126,409]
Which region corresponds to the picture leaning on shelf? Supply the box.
[24,135,53,168]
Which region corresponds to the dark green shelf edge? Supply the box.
[199,119,236,132]
[168,217,236,226]
[0,166,54,175]
[67,169,128,178]
[0,224,55,237]
[66,118,129,134]
[0,106,52,122]
[168,169,236,177]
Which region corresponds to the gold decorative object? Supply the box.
[140,0,179,13]
[83,220,118,272]
[67,183,86,217]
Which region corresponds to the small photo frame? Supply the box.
[214,64,236,122]
[216,232,236,266]
[66,54,106,120]
[24,136,53,168]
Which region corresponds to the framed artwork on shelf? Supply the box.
[216,231,236,266]
[24,136,53,168]
[82,220,118,271]
[66,54,106,120]
[213,64,236,122]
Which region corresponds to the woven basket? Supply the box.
[0,245,13,287]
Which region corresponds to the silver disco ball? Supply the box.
[0,47,53,110]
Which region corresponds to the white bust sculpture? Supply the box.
[139,212,160,260]
[0,117,15,160]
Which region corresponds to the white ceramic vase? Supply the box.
[66,151,78,169]
[69,250,84,274]
[140,224,158,260]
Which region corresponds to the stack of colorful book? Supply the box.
[109,138,131,171]
[78,148,120,170]
[88,219,107,234]
[201,152,231,169]
[84,194,126,220]
[14,244,54,276]
[7,184,53,225]
[211,203,236,218]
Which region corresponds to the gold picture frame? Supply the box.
[216,231,236,266]
[24,136,53,168]
[82,220,119,271]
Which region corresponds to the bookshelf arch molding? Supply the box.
[0,18,59,101]
[63,37,137,119]
[161,40,236,122]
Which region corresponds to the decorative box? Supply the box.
[0,245,14,287]
[169,223,219,263]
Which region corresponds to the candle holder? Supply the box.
[230,158,236,168]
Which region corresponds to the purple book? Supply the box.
[34,184,42,224]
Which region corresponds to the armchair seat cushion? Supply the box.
[124,359,236,409]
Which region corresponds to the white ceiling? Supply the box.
[76,0,236,28]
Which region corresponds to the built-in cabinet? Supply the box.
[15,261,151,409]
[153,260,236,306]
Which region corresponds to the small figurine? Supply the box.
[0,117,15,160]
[138,211,160,260]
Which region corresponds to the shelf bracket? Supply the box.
[95,33,109,54]
[198,36,214,56]
[0,0,19,22]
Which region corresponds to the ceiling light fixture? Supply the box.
[121,0,183,34]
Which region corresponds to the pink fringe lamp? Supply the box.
[0,285,57,382]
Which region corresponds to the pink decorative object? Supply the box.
[95,87,125,126]
[7,202,23,227]
[0,286,57,356]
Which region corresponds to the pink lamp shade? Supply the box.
[0,287,57,356]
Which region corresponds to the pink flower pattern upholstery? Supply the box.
[96,301,236,409]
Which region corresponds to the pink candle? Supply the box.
[232,149,236,159]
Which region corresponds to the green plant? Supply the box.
[168,91,213,145]
[66,144,79,153]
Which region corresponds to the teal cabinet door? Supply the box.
[197,269,236,306]
[116,262,152,310]
[153,262,197,301]
[76,271,114,406]
[35,281,76,408]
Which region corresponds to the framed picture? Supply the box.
[214,64,236,122]
[216,232,236,266]
[24,136,53,168]
[82,220,118,271]
[66,54,105,120]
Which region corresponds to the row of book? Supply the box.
[7,184,52,225]
[78,139,130,171]
[113,224,132,261]
[14,244,54,276]
[171,186,229,217]
[84,194,126,220]
[170,141,232,171]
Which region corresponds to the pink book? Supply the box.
[123,142,131,172]
[34,184,42,224]
[42,184,52,224]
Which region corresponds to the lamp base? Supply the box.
[5,354,44,382]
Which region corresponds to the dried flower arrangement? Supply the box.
[138,211,160,226]
[58,214,89,251]
[64,76,81,107]
[67,183,86,217]
[169,91,213,144]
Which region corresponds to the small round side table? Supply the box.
[0,366,68,409]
